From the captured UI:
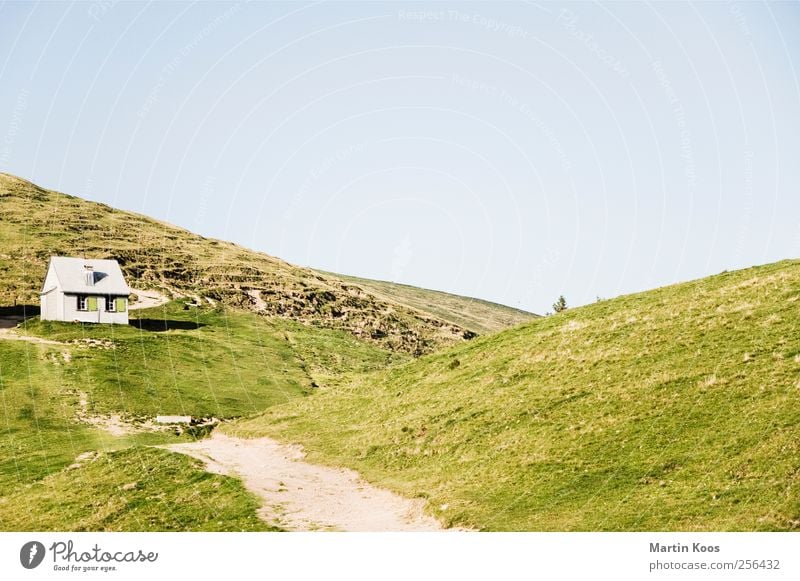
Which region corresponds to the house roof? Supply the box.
[43,256,131,295]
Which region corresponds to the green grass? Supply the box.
[0,338,163,497]
[0,299,398,530]
[228,259,800,531]
[19,301,311,419]
[0,447,274,531]
[18,300,402,417]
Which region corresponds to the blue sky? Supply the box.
[1,1,798,314]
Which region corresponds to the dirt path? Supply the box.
[0,326,64,345]
[73,391,170,437]
[129,288,170,310]
[167,433,449,532]
[0,331,62,345]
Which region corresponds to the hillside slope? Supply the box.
[230,259,800,531]
[0,173,533,354]
[320,272,537,335]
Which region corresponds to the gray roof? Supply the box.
[43,256,130,295]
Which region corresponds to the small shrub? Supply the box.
[552,295,568,313]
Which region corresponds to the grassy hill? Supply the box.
[229,259,800,531]
[0,173,534,355]
[0,310,268,531]
[0,447,272,531]
[5,171,796,532]
[0,299,399,530]
[319,272,537,335]
[2,172,533,531]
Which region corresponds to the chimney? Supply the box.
[85,265,95,286]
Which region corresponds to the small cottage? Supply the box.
[40,256,131,324]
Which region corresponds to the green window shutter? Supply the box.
[116,297,126,312]
[87,296,98,312]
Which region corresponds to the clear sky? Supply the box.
[1,1,798,314]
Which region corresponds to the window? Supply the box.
[80,296,98,312]
[105,296,116,312]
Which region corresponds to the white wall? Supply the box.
[40,290,58,321]
[62,294,129,325]
[40,265,61,321]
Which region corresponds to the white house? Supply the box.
[40,256,131,324]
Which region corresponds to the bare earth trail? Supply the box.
[167,433,450,532]
[128,288,170,310]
